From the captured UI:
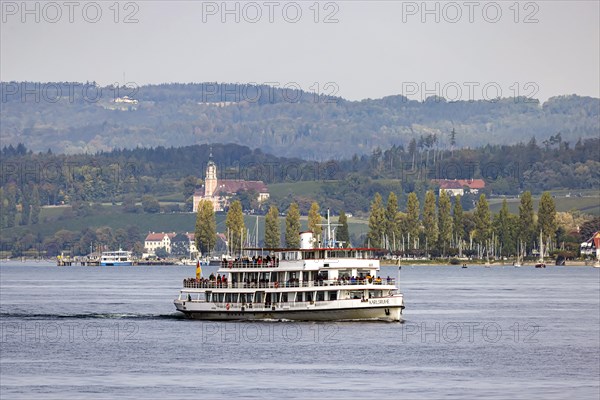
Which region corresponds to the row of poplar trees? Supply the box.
[194,200,351,256]
[367,190,557,257]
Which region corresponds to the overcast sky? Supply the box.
[1,1,599,101]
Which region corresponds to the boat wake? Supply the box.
[0,312,184,321]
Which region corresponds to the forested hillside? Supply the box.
[1,136,597,217]
[1,82,598,158]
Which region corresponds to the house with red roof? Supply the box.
[144,232,177,254]
[433,179,486,197]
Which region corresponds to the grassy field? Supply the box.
[488,193,600,215]
[6,205,369,242]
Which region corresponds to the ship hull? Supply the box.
[100,262,132,266]
[174,300,404,322]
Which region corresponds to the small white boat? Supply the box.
[100,249,133,266]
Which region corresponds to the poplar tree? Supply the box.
[226,200,246,255]
[285,202,301,248]
[493,199,516,256]
[538,191,557,245]
[519,191,536,250]
[367,193,386,248]
[337,210,350,246]
[30,185,41,225]
[385,192,401,250]
[405,192,420,249]
[453,194,464,246]
[473,194,491,245]
[423,190,438,252]
[195,200,217,255]
[20,187,31,226]
[308,202,322,240]
[437,189,453,255]
[264,205,281,248]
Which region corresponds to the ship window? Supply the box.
[349,291,362,299]
[316,291,325,301]
[328,291,337,301]
[281,293,288,302]
[225,293,233,303]
[305,292,313,302]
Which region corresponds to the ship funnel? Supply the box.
[299,231,314,249]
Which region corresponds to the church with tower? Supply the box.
[192,153,269,212]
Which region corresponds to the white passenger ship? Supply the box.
[174,220,404,322]
[100,249,133,266]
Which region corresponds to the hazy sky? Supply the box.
[1,0,599,101]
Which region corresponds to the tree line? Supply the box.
[365,189,576,259]
[194,200,351,256]
[2,136,597,223]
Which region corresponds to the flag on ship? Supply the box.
[196,260,202,279]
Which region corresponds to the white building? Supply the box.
[144,232,176,255]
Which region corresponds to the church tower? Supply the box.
[204,148,217,197]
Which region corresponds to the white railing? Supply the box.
[183,278,396,289]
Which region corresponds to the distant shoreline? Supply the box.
[1,259,595,267]
[380,260,593,267]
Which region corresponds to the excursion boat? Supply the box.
[174,221,405,322]
[100,249,133,266]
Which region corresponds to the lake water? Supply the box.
[1,262,599,399]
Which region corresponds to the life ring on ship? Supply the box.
[226,303,230,310]
[274,282,279,288]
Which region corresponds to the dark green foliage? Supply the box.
[337,210,350,246]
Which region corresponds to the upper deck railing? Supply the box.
[221,259,280,269]
[182,277,396,289]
